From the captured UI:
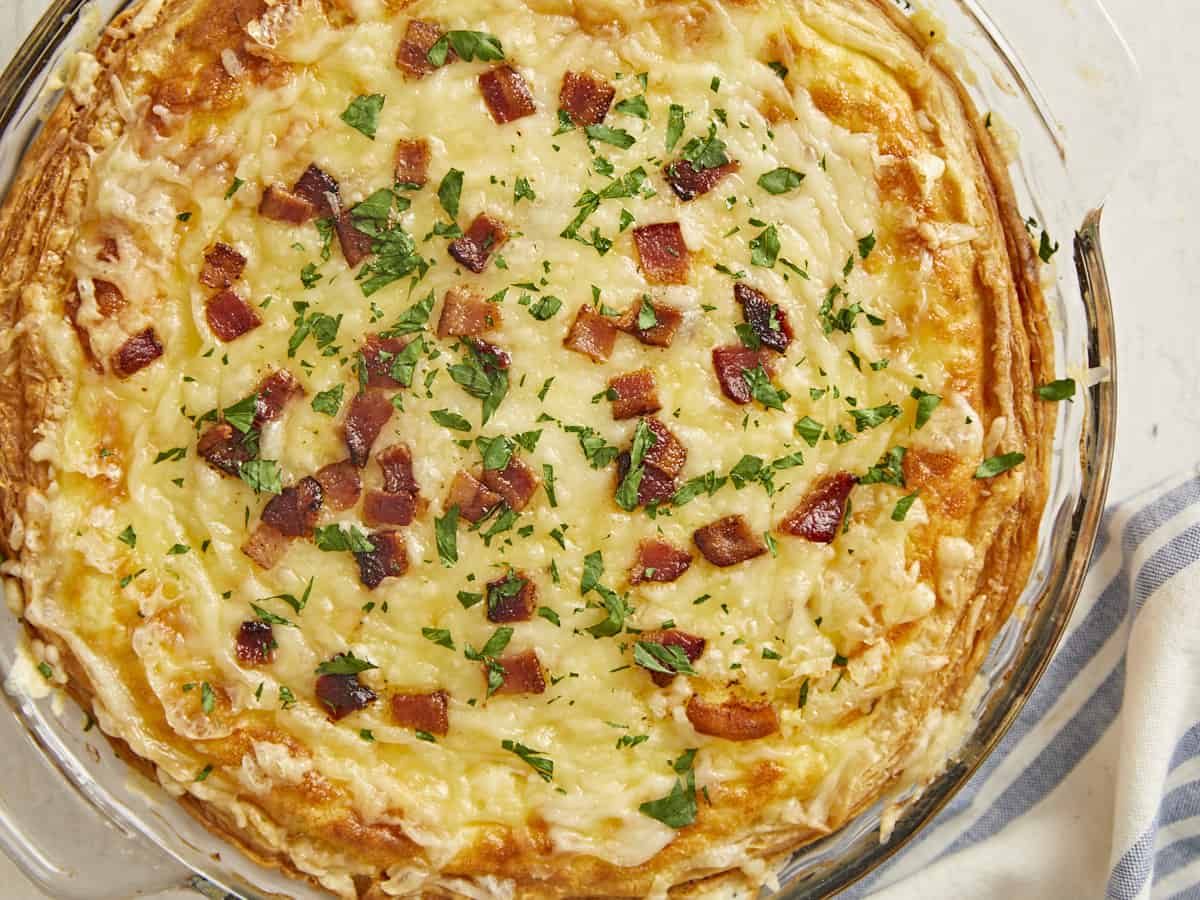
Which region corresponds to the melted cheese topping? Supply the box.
[21,0,1022,893]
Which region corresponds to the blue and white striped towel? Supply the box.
[846,470,1200,899]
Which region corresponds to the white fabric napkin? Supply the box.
[845,470,1200,899]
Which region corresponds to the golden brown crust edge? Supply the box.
[0,0,1054,897]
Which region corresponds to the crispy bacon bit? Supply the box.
[391,690,450,736]
[236,620,275,665]
[486,571,537,623]
[259,185,316,224]
[363,491,417,527]
[560,71,615,126]
[394,138,431,187]
[492,650,546,695]
[712,344,775,405]
[779,472,858,543]
[638,629,706,686]
[254,369,303,425]
[437,286,500,337]
[292,163,339,217]
[396,19,452,79]
[735,283,792,353]
[643,418,688,477]
[469,338,511,370]
[206,290,262,342]
[448,214,508,274]
[563,305,618,362]
[481,455,539,512]
[199,242,247,289]
[314,460,361,512]
[93,279,126,316]
[241,523,290,569]
[355,530,408,589]
[608,369,661,420]
[112,328,163,378]
[694,515,767,567]
[616,297,684,348]
[446,471,502,523]
[335,211,374,268]
[261,476,324,537]
[316,673,377,720]
[198,422,254,476]
[361,334,411,389]
[663,159,741,202]
[377,444,418,494]
[98,238,119,262]
[629,540,693,585]
[479,65,536,124]
[634,223,690,285]
[343,390,395,467]
[685,695,780,741]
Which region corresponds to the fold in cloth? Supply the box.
[848,470,1200,899]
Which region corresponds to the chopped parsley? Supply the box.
[513,176,536,204]
[502,739,554,782]
[427,30,505,66]
[311,384,345,417]
[638,750,698,828]
[892,491,920,521]
[633,641,697,676]
[315,652,377,676]
[666,104,686,151]
[437,168,464,221]
[757,167,805,195]
[585,124,636,149]
[340,93,385,140]
[435,506,460,567]
[314,524,375,553]
[615,418,657,510]
[975,453,1026,479]
[421,627,455,650]
[431,409,472,431]
[911,388,942,429]
[749,224,780,268]
[238,459,283,495]
[1037,378,1077,401]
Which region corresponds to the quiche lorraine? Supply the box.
[0,0,1057,896]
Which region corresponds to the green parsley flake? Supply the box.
[340,93,385,140]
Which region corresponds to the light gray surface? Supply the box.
[1,0,1197,896]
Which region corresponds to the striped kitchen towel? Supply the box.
[848,469,1200,900]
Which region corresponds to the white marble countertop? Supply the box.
[1,0,1197,896]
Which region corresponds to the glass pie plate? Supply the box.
[0,1,1137,897]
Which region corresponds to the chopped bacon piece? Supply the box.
[560,71,615,126]
[448,214,508,274]
[241,523,290,569]
[343,390,394,467]
[616,298,684,348]
[396,19,452,79]
[199,242,247,289]
[112,328,163,378]
[394,138,431,187]
[486,571,536,623]
[437,286,500,337]
[316,672,377,720]
[334,211,374,268]
[361,334,412,389]
[354,530,408,589]
[259,185,316,224]
[735,283,792,353]
[481,455,539,512]
[779,472,858,543]
[616,452,676,508]
[629,539,693,585]
[563,305,618,362]
[712,344,775,405]
[643,418,688,477]
[98,238,119,262]
[363,491,418,527]
[685,695,779,741]
[261,476,324,538]
[693,515,767,567]
[492,650,546,695]
[236,620,275,665]
[637,628,706,686]
[634,223,690,285]
[391,690,450,736]
[93,279,126,317]
[314,460,361,511]
[197,422,254,476]
[377,444,418,495]
[446,471,502,523]
[468,338,511,371]
[608,369,661,420]
[254,369,303,425]
[663,159,741,202]
[479,65,536,124]
[292,164,339,217]
[206,290,262,342]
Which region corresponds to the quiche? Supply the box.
[0,0,1056,896]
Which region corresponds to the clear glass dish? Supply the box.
[0,1,1136,897]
